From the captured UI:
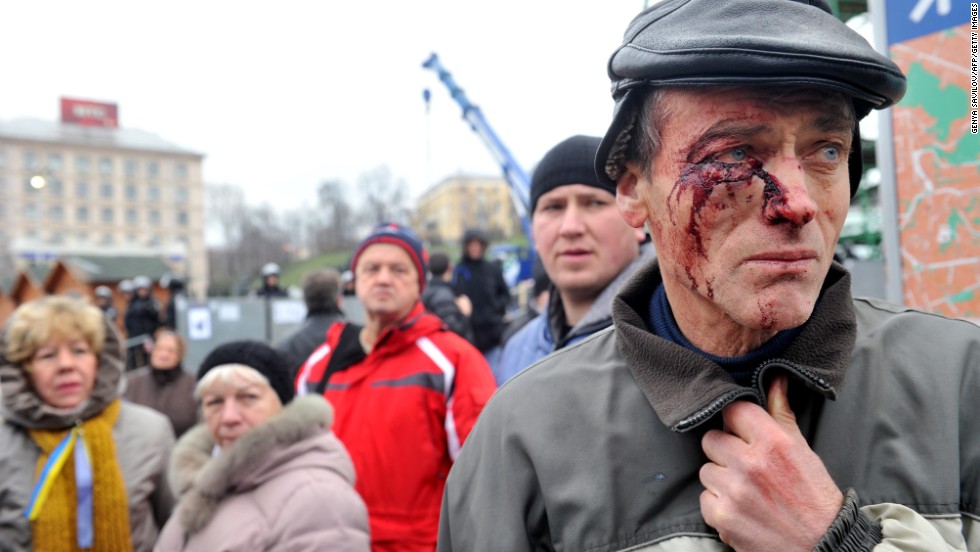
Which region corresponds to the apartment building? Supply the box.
[414,174,521,246]
[0,98,208,298]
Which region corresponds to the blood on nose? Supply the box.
[759,170,816,228]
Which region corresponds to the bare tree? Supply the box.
[357,165,411,226]
[316,179,357,252]
[204,166,415,295]
[205,184,293,295]
[238,204,291,270]
[205,183,248,292]
[282,205,322,258]
[205,183,246,247]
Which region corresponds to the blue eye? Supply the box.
[719,147,749,163]
[822,146,840,161]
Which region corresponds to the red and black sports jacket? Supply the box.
[295,301,497,550]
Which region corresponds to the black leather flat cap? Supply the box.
[596,0,908,190]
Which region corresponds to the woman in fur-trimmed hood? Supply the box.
[0,295,175,552]
[154,340,369,552]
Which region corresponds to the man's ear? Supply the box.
[617,162,650,229]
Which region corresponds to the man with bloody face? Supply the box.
[437,1,980,551]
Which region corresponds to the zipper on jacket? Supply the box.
[673,358,834,432]
[750,358,833,410]
[673,387,760,432]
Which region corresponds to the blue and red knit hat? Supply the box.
[351,222,429,292]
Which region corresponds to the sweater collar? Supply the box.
[612,259,857,432]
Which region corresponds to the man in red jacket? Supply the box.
[295,222,496,551]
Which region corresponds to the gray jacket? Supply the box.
[439,261,980,551]
[0,316,175,552]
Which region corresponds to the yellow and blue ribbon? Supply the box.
[24,425,94,549]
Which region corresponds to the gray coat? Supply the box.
[154,395,370,552]
[0,316,175,552]
[439,261,980,551]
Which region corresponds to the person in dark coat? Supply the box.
[160,274,185,331]
[422,252,473,342]
[124,275,160,371]
[275,268,345,376]
[452,229,510,355]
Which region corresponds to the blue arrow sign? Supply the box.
[886,0,970,44]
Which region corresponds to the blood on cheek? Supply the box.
[665,157,804,294]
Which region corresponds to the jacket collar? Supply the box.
[612,260,856,432]
[547,241,657,348]
[372,301,443,353]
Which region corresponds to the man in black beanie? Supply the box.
[493,135,653,385]
[441,1,979,551]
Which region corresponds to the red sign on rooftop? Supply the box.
[60,97,118,128]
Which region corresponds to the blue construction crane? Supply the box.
[422,52,533,244]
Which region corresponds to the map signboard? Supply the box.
[873,0,979,322]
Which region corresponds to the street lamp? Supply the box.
[29,174,46,189]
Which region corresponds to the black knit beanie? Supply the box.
[197,339,295,405]
[530,135,613,214]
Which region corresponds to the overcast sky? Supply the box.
[1,1,648,212]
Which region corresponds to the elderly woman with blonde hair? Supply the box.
[154,339,369,551]
[0,295,175,551]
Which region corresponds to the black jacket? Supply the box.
[422,279,473,342]
[275,309,345,377]
[124,295,160,342]
[452,257,509,352]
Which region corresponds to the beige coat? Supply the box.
[154,395,370,552]
[0,316,175,552]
